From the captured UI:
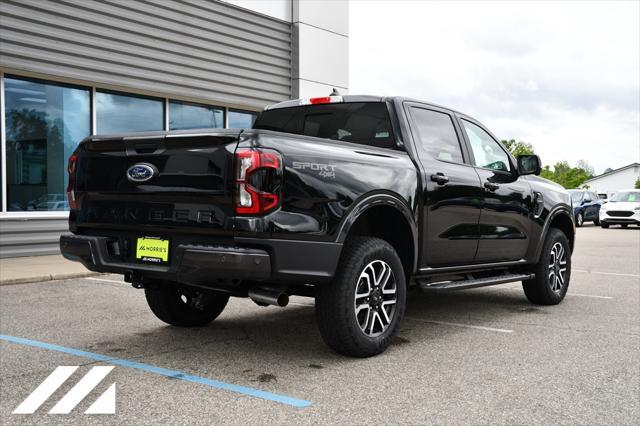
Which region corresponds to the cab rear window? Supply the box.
[253,102,396,149]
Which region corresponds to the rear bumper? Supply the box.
[60,234,342,288]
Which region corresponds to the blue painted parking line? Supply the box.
[0,334,311,408]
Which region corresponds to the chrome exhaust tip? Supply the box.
[248,287,289,307]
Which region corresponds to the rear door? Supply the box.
[405,103,482,267]
[74,130,240,238]
[458,117,533,262]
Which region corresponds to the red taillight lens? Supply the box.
[300,95,343,105]
[66,155,77,210]
[310,96,331,104]
[234,148,282,215]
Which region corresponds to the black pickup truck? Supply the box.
[60,95,575,357]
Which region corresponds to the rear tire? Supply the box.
[522,228,571,305]
[621,224,628,228]
[601,222,610,229]
[576,212,584,227]
[594,217,600,226]
[315,237,406,357]
[145,284,229,327]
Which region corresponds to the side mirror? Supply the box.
[517,154,542,176]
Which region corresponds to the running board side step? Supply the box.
[417,273,534,291]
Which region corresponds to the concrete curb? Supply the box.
[0,271,103,286]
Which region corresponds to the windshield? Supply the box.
[254,102,396,149]
[569,191,583,203]
[610,191,640,202]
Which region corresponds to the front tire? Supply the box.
[601,222,610,228]
[576,211,584,227]
[621,224,629,228]
[145,284,229,327]
[522,228,571,305]
[315,237,406,357]
[594,217,600,226]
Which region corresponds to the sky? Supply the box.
[349,0,640,174]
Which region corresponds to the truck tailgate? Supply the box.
[73,130,240,237]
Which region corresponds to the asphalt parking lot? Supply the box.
[1,225,638,424]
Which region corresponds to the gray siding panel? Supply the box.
[0,0,292,258]
[0,218,68,258]
[0,0,292,108]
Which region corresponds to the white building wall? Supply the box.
[223,0,350,99]
[585,165,640,197]
[292,0,349,97]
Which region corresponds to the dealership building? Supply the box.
[583,163,640,199]
[0,0,349,257]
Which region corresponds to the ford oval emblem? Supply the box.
[127,163,156,183]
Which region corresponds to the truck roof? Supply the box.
[265,95,463,116]
[265,95,385,110]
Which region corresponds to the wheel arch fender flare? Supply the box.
[534,205,575,262]
[335,192,419,273]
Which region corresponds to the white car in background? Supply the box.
[600,189,640,228]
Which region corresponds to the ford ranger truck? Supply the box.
[60,95,575,357]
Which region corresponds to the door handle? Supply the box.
[430,173,449,185]
[484,181,500,191]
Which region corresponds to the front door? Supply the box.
[458,117,533,262]
[406,104,483,267]
[583,192,600,220]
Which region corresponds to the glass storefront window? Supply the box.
[4,76,90,212]
[1,75,263,213]
[96,91,163,134]
[228,109,258,128]
[168,100,224,130]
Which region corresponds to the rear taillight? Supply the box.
[66,154,77,210]
[234,148,282,215]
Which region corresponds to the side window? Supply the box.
[462,120,511,172]
[410,107,464,163]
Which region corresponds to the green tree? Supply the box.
[576,160,595,177]
[540,165,553,180]
[500,137,597,189]
[635,178,640,189]
[539,160,594,189]
[501,139,535,157]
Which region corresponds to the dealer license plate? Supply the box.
[136,237,169,264]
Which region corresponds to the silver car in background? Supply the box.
[599,190,640,228]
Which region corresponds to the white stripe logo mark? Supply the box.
[12,366,78,414]
[13,366,116,415]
